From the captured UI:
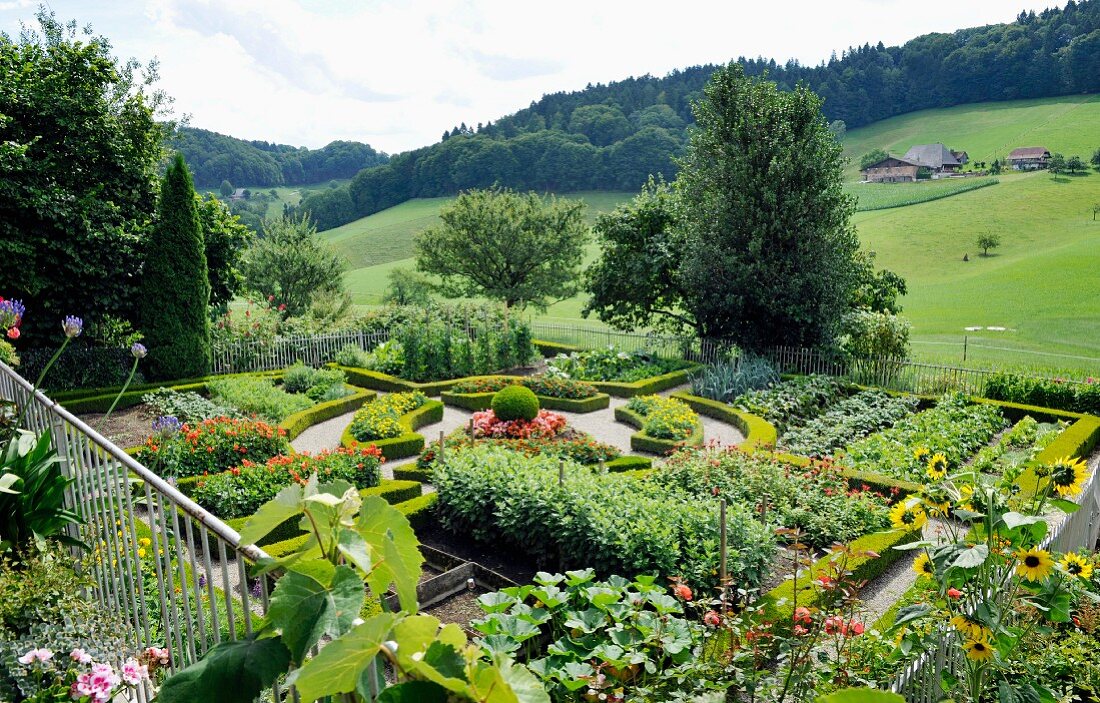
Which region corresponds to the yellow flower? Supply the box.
[914,447,930,461]
[137,548,147,558]
[890,499,927,530]
[926,453,948,481]
[951,614,990,641]
[1015,547,1054,582]
[1060,552,1093,580]
[139,537,152,547]
[913,552,935,578]
[964,635,995,661]
[1048,456,1087,497]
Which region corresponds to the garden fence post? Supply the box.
[719,499,727,589]
[468,418,475,446]
[598,459,606,474]
[438,431,445,463]
[558,460,564,487]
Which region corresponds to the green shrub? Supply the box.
[984,372,1100,415]
[690,354,779,403]
[433,445,774,590]
[191,445,384,518]
[361,339,405,375]
[546,346,691,382]
[207,376,313,422]
[281,362,349,401]
[334,343,370,368]
[449,375,599,399]
[142,387,235,422]
[491,385,539,422]
[348,392,427,441]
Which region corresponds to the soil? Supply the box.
[423,588,491,633]
[79,404,157,448]
[417,523,540,586]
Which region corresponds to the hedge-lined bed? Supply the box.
[670,392,777,450]
[614,404,704,454]
[340,395,445,460]
[614,395,703,455]
[60,370,285,414]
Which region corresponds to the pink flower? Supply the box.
[17,647,53,665]
[673,583,693,601]
[703,610,722,627]
[6,327,18,340]
[947,588,963,599]
[122,658,148,685]
[70,648,93,664]
[792,625,809,636]
[848,621,865,636]
[792,606,812,624]
[824,614,846,635]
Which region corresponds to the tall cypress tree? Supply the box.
[140,154,211,379]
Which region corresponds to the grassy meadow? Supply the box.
[319,96,1100,374]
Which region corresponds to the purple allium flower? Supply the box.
[0,298,24,330]
[62,315,83,339]
[197,573,206,588]
[152,415,182,438]
[131,342,147,359]
[250,580,262,598]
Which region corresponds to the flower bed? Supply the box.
[779,389,920,457]
[432,444,774,590]
[654,446,893,549]
[449,375,598,399]
[616,395,703,454]
[134,416,290,479]
[190,445,385,519]
[348,392,427,441]
[419,430,624,470]
[470,408,566,439]
[841,393,1008,482]
[546,346,694,383]
[734,374,849,434]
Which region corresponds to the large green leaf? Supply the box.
[267,562,364,663]
[156,635,290,703]
[291,613,398,702]
[336,527,373,574]
[491,657,553,703]
[377,681,450,703]
[356,495,424,610]
[951,544,990,570]
[238,482,304,546]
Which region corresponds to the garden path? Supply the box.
[290,384,746,473]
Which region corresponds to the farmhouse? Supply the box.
[902,143,965,174]
[1008,146,1051,170]
[862,156,921,183]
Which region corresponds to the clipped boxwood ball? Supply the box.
[491,385,540,421]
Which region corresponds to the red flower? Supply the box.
[848,621,865,636]
[673,583,693,601]
[947,588,963,599]
[824,615,845,635]
[6,327,18,340]
[703,610,721,627]
[792,625,809,636]
[792,606,812,624]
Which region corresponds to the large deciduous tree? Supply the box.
[414,187,587,310]
[0,10,169,343]
[676,63,860,349]
[243,214,346,317]
[139,154,211,379]
[197,194,254,311]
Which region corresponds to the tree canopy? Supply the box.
[243,214,346,317]
[414,187,588,310]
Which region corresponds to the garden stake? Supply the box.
[468,418,475,446]
[559,460,565,487]
[598,459,606,474]
[719,498,728,588]
[438,430,445,463]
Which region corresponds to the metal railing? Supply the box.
[889,456,1100,700]
[0,361,280,702]
[211,329,390,375]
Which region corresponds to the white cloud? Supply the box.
[0,0,1061,152]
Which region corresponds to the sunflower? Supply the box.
[1060,552,1094,580]
[964,635,995,661]
[951,613,990,641]
[1048,457,1087,497]
[913,552,935,578]
[1016,547,1054,582]
[926,453,949,481]
[890,499,927,530]
[914,447,930,462]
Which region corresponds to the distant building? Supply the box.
[862,156,921,183]
[1007,147,1051,170]
[902,143,964,175]
[230,188,246,200]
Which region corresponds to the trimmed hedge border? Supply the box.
[57,370,284,414]
[228,479,423,547]
[760,525,923,629]
[264,492,439,557]
[589,366,702,398]
[669,392,777,451]
[441,388,611,414]
[533,339,582,357]
[393,466,432,483]
[328,365,463,397]
[279,386,376,440]
[341,399,445,460]
[604,455,653,472]
[614,404,704,455]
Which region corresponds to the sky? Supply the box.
[0,0,1061,154]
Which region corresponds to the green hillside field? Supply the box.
[330,97,1100,374]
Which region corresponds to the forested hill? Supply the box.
[170,127,389,188]
[296,0,1100,230]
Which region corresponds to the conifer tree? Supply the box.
[140,154,211,379]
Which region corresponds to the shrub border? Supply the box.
[533,339,582,357]
[589,365,702,398]
[669,392,777,451]
[56,370,284,413]
[340,399,445,460]
[614,404,704,455]
[441,388,610,413]
[279,386,376,440]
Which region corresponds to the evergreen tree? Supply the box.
[139,154,211,379]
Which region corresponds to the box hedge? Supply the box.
[278,386,376,440]
[441,390,610,413]
[589,366,702,398]
[533,339,583,357]
[326,365,461,397]
[669,392,778,451]
[614,404,704,455]
[340,399,444,460]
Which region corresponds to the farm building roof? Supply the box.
[1008,147,1051,159]
[903,143,960,169]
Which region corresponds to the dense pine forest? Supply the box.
[251,0,1100,229]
